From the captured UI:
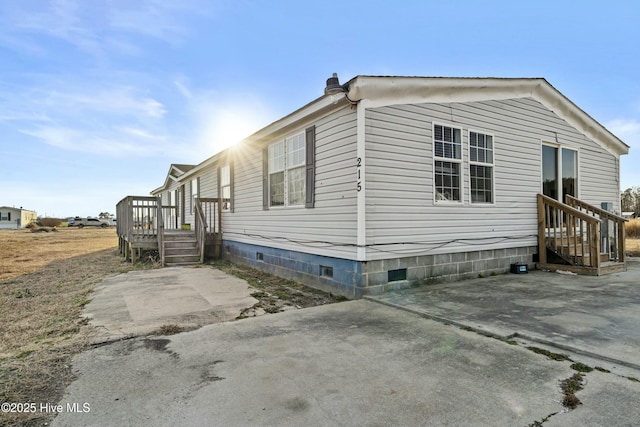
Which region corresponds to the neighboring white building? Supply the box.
[0,206,37,229]
[149,75,629,298]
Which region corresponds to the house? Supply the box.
[0,206,37,229]
[622,212,637,220]
[120,75,629,298]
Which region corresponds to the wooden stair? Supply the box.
[163,230,200,266]
[537,194,627,276]
[540,234,625,275]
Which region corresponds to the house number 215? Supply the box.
[356,157,362,192]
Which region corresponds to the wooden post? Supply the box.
[537,194,547,264]
[591,222,601,271]
[618,221,626,263]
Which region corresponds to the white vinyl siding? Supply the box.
[223,107,358,259]
[190,178,199,214]
[199,168,217,199]
[364,97,619,261]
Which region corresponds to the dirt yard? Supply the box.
[0,228,345,426]
[0,228,131,426]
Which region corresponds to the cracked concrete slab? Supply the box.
[53,301,593,427]
[367,258,640,374]
[82,266,258,339]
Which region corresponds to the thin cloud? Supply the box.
[174,78,193,99]
[2,82,170,157]
[20,125,170,157]
[0,0,210,58]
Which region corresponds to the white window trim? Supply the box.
[432,122,463,204]
[468,129,496,205]
[268,131,306,208]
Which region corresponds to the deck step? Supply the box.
[164,254,200,264]
[536,261,626,276]
[162,230,200,265]
[164,241,198,251]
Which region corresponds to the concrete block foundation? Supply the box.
[222,240,537,299]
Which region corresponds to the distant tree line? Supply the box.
[621,187,640,214]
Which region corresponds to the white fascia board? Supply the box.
[347,76,629,157]
[348,76,540,107]
[533,82,629,156]
[244,94,350,147]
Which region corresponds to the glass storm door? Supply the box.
[542,145,577,203]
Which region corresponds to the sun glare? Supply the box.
[200,107,268,155]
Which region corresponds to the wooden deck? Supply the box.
[116,196,222,265]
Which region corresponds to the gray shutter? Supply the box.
[229,161,235,213]
[305,125,316,208]
[262,148,269,210]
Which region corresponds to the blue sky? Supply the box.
[1,0,639,217]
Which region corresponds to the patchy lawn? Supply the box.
[0,229,347,426]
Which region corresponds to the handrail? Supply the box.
[537,194,601,268]
[194,198,207,263]
[539,194,599,223]
[565,195,628,223]
[565,195,626,263]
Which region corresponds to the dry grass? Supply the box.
[626,218,640,239]
[0,228,137,426]
[0,228,119,281]
[627,238,640,256]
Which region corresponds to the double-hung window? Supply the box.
[268,132,305,207]
[469,131,494,203]
[433,124,462,202]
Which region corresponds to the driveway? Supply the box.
[50,261,640,426]
[51,300,640,427]
[367,258,640,373]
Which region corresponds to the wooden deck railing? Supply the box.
[194,197,222,262]
[116,196,159,242]
[116,196,161,263]
[537,194,601,268]
[565,195,627,263]
[117,195,222,264]
[194,199,206,264]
